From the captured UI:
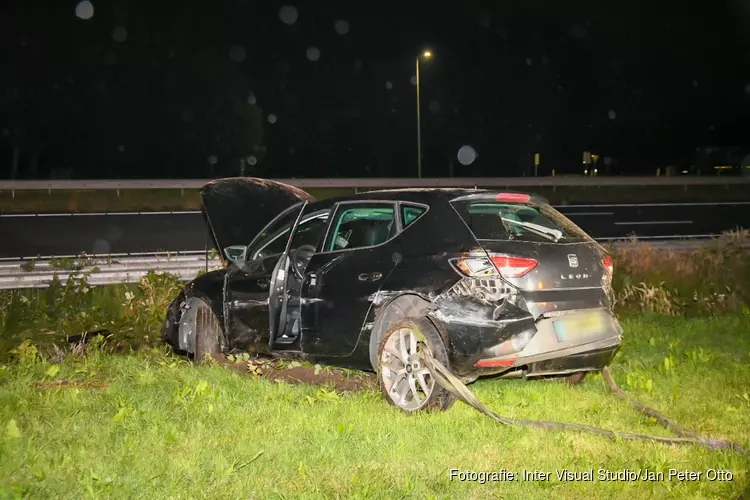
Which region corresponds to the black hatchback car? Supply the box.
[162,178,623,412]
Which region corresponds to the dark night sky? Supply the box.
[1,0,750,179]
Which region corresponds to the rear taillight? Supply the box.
[602,255,613,276]
[495,193,530,203]
[490,255,538,278]
[451,253,538,279]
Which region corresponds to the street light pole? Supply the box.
[416,56,422,179]
[415,50,432,179]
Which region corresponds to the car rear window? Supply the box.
[451,201,592,243]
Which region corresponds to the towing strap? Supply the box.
[420,351,747,455]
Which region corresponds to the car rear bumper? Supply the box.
[432,307,623,378]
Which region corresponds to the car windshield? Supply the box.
[451,201,592,243]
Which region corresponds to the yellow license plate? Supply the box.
[553,313,605,342]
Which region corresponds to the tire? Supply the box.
[377,317,456,413]
[193,299,223,365]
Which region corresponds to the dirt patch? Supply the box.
[225,358,376,393]
[32,380,109,390]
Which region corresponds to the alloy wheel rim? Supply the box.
[380,327,435,411]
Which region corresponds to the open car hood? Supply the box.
[200,177,315,260]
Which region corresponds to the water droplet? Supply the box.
[385,81,393,90]
[112,26,127,42]
[229,45,246,63]
[75,1,94,20]
[334,20,349,35]
[410,75,417,86]
[306,46,320,62]
[117,144,125,152]
[479,14,491,28]
[608,109,617,120]
[428,100,440,113]
[457,146,477,166]
[354,59,363,70]
[268,114,277,124]
[104,52,117,66]
[208,156,218,165]
[692,80,699,88]
[541,56,550,65]
[93,239,110,254]
[279,6,298,25]
[247,155,258,166]
[526,58,532,66]
[744,83,750,94]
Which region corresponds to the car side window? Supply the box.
[401,204,426,228]
[288,212,329,252]
[326,204,397,252]
[250,212,329,261]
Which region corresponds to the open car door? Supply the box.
[199,178,314,353]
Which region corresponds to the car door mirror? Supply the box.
[224,245,247,263]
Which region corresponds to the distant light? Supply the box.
[334,20,350,35]
[112,26,127,43]
[306,46,320,62]
[682,170,689,174]
[422,50,432,58]
[75,1,94,20]
[457,145,477,166]
[279,6,298,25]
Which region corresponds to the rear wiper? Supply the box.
[501,217,563,242]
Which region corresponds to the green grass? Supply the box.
[0,315,748,499]
[2,183,749,213]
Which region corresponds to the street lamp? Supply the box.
[416,50,432,179]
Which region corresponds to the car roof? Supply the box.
[307,188,546,209]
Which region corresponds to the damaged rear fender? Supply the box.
[365,292,434,370]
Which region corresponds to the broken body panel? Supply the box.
[162,180,622,382]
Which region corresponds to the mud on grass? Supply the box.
[221,355,376,393]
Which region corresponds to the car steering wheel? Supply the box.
[289,244,316,280]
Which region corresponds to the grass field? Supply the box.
[0,315,748,499]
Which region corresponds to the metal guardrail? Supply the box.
[1,176,749,192]
[1,238,747,290]
[0,254,223,290]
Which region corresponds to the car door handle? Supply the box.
[358,272,383,282]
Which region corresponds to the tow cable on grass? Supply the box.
[420,351,747,455]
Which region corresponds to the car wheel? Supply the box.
[377,317,456,413]
[193,299,223,365]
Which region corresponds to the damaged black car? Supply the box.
[162,178,623,413]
